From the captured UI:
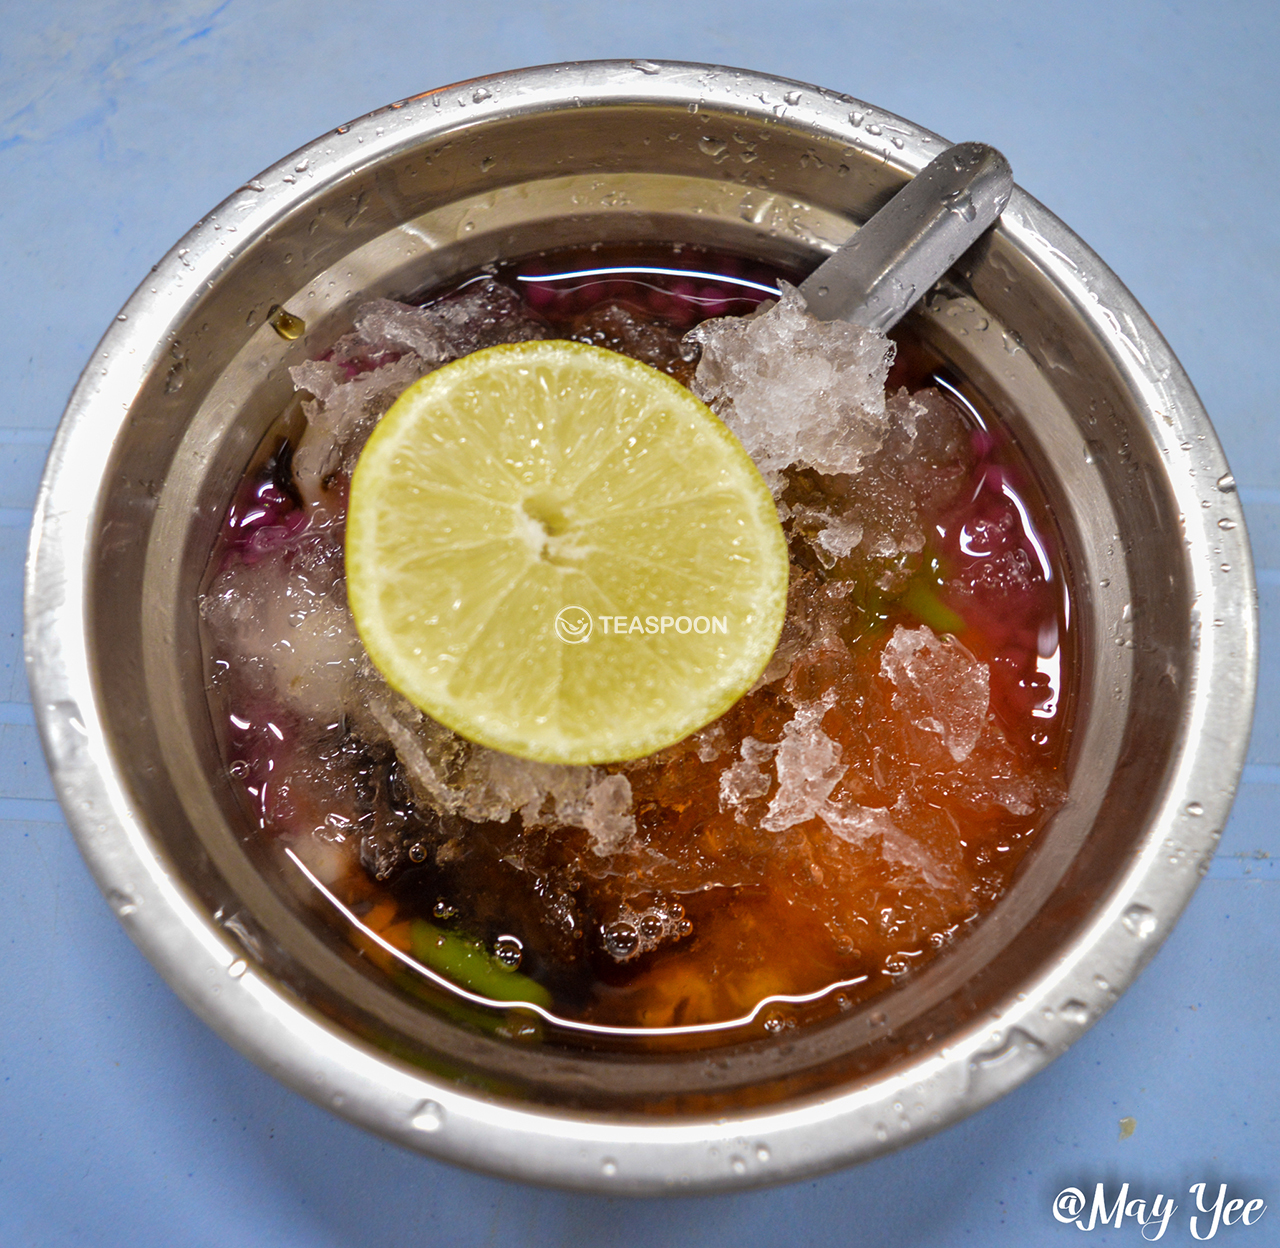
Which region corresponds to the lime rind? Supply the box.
[346,339,788,764]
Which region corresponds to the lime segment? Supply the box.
[345,339,788,763]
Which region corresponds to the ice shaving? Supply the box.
[202,247,1069,1039]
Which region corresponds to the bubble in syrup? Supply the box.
[603,921,640,960]
[493,934,523,969]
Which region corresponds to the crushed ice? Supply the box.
[687,283,892,490]
[879,625,990,763]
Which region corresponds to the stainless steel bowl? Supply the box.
[25,60,1255,1193]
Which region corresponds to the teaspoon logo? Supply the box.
[554,605,593,644]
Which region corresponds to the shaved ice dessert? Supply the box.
[201,244,1071,1044]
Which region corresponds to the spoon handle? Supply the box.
[798,142,1013,332]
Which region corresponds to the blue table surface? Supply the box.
[2,3,1277,1245]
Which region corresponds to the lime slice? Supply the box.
[345,339,788,764]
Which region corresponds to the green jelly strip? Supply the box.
[409,919,552,1008]
[901,581,966,636]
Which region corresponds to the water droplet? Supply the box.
[245,179,265,192]
[874,1122,889,1141]
[1060,1000,1089,1025]
[480,156,495,172]
[869,1010,887,1028]
[849,110,865,126]
[1094,975,1111,992]
[890,135,905,149]
[865,122,883,136]
[227,958,248,979]
[1216,472,1237,493]
[116,313,128,322]
[107,889,137,917]
[755,1144,771,1163]
[332,1093,345,1108]
[943,189,976,222]
[1186,801,1204,816]
[493,934,523,969]
[601,1157,618,1176]
[268,305,305,340]
[410,1100,444,1131]
[433,900,457,921]
[1218,517,1236,530]
[632,60,661,75]
[408,841,427,863]
[472,87,492,103]
[294,159,309,173]
[730,1155,747,1175]
[783,90,802,105]
[1121,904,1157,939]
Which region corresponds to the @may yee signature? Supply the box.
[554,605,729,644]
[1053,1182,1267,1241]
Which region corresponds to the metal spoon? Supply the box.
[799,142,1013,332]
